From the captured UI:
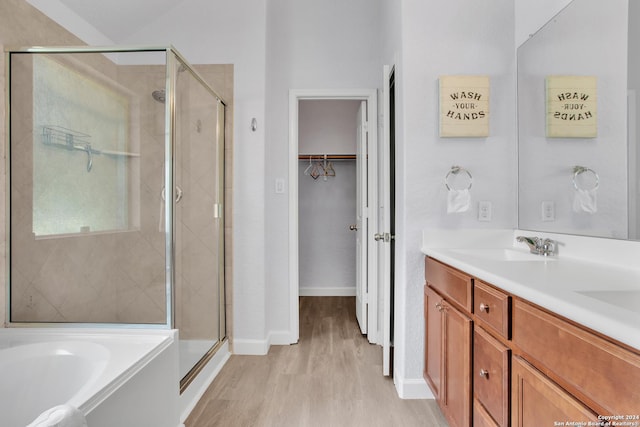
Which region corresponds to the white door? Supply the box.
[355,101,368,334]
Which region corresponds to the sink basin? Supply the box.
[449,248,556,262]
[576,290,640,314]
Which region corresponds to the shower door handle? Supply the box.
[161,186,184,203]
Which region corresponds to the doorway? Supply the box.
[288,89,378,345]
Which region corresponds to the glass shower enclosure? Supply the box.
[6,46,226,388]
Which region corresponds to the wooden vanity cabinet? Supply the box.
[424,259,473,427]
[512,299,640,417]
[424,256,640,427]
[511,356,598,427]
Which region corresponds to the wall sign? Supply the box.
[439,75,490,137]
[546,75,597,138]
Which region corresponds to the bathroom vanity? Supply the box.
[422,230,640,427]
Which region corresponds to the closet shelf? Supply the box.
[298,154,356,160]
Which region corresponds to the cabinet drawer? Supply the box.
[513,299,640,415]
[425,257,473,312]
[474,326,510,427]
[474,281,510,339]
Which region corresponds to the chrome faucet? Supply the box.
[516,236,555,256]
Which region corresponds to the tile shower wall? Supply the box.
[10,59,167,323]
[0,0,85,326]
[1,1,234,338]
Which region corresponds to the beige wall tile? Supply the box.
[2,1,233,344]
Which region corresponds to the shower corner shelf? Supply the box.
[41,125,140,172]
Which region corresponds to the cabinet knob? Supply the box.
[479,369,489,379]
[479,303,490,313]
[435,302,444,312]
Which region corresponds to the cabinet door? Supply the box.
[442,300,472,427]
[512,356,598,427]
[424,285,443,399]
[474,399,500,427]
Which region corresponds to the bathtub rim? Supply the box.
[0,327,177,416]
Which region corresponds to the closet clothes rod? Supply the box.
[298,154,356,160]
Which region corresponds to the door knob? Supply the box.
[349,224,358,231]
[374,232,394,242]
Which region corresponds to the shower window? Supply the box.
[31,54,139,237]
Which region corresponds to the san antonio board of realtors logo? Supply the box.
[439,75,490,137]
[546,75,597,138]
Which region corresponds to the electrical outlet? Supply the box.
[478,201,492,222]
[541,201,555,221]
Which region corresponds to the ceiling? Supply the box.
[54,0,185,43]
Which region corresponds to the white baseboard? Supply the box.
[299,286,356,296]
[394,376,434,399]
[232,337,269,355]
[269,330,295,345]
[233,330,295,355]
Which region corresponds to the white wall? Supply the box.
[298,163,357,295]
[630,0,640,238]
[393,0,518,397]
[515,0,573,47]
[299,100,359,154]
[264,0,383,342]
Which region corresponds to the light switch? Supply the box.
[275,178,285,194]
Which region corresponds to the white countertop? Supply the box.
[421,229,640,352]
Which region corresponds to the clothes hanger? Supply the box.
[324,160,336,177]
[310,158,321,179]
[304,156,314,176]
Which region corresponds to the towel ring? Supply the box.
[444,165,473,191]
[572,166,599,191]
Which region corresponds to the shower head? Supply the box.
[152,89,166,104]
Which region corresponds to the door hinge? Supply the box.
[363,121,369,132]
[213,203,223,219]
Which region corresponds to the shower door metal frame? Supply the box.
[178,95,227,393]
[4,45,227,343]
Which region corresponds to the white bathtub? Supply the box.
[0,329,179,427]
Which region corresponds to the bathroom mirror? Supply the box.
[517,0,637,239]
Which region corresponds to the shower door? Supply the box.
[172,54,226,383]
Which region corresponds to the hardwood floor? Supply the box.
[185,296,448,427]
